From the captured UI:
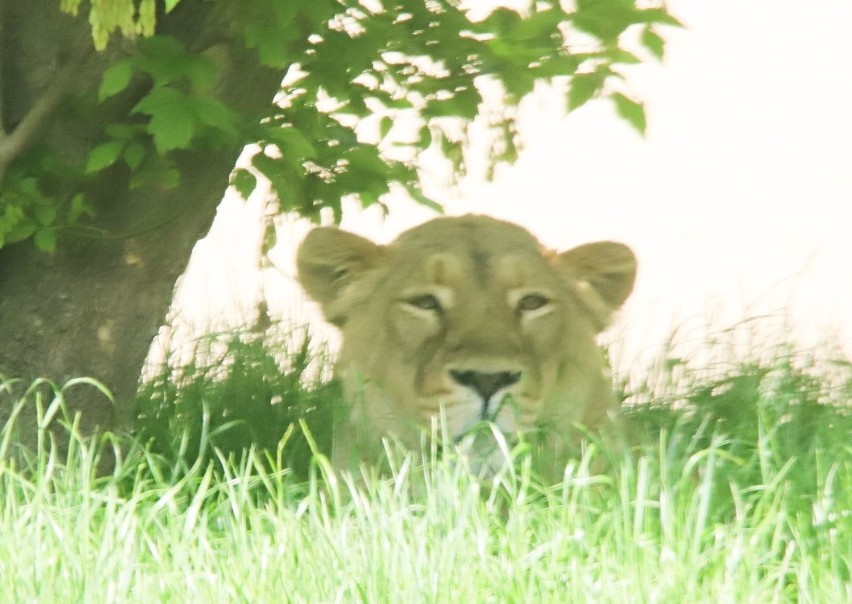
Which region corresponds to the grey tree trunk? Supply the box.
[0,0,283,445]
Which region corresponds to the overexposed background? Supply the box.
[163,0,852,377]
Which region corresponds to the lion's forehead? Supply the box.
[385,247,556,294]
[396,215,542,251]
[389,217,553,289]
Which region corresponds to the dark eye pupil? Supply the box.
[518,294,547,311]
[409,295,441,310]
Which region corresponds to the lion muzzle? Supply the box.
[448,369,521,419]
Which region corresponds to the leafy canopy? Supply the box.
[0,0,679,252]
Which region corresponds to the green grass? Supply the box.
[1,326,850,602]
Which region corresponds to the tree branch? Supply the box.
[0,39,91,186]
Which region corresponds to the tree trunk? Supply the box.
[0,0,283,445]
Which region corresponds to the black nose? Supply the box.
[449,369,521,414]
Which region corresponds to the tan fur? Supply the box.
[297,215,637,475]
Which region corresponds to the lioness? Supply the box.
[297,214,636,476]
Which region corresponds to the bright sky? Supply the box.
[169,0,852,376]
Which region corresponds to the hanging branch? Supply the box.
[0,37,91,186]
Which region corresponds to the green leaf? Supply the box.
[123,142,147,170]
[6,221,36,244]
[105,123,140,140]
[132,88,197,153]
[609,49,641,65]
[636,8,685,28]
[568,72,604,111]
[262,222,277,254]
[508,7,567,45]
[360,177,390,203]
[135,36,192,87]
[345,147,389,176]
[87,140,126,173]
[383,97,414,110]
[422,87,481,120]
[417,126,432,149]
[33,205,57,226]
[481,7,522,37]
[574,0,637,42]
[500,66,536,99]
[641,26,665,60]
[409,189,443,213]
[131,86,184,116]
[267,128,317,159]
[183,55,218,91]
[68,194,95,223]
[379,116,393,140]
[34,229,57,253]
[357,191,379,209]
[191,96,238,137]
[232,169,257,200]
[99,60,133,101]
[129,156,181,189]
[252,153,301,206]
[164,0,182,13]
[138,0,156,37]
[16,176,41,197]
[534,55,580,78]
[2,204,24,223]
[612,92,646,135]
[149,108,196,153]
[439,136,464,171]
[241,8,300,69]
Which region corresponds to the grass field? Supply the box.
[1,326,850,602]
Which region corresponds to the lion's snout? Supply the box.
[448,368,521,419]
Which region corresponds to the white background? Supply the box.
[167,0,852,376]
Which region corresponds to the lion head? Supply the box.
[297,214,636,474]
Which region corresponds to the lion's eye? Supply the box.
[407,294,442,311]
[517,294,549,312]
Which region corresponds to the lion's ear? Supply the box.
[296,227,384,324]
[555,241,637,330]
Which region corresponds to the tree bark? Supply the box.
[0,0,283,445]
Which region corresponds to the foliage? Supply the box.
[133,329,338,479]
[1,332,850,601]
[0,154,88,252]
[60,0,178,51]
[0,0,679,252]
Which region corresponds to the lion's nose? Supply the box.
[449,369,521,416]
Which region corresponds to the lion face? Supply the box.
[297,215,636,471]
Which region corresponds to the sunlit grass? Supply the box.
[1,325,850,602]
